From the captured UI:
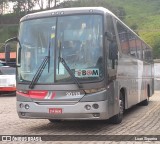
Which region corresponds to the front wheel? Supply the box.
[48,119,61,123]
[109,92,124,124]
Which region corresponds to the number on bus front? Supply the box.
[66,92,80,96]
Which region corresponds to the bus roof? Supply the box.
[20,7,115,22]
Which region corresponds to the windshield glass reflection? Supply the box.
[18,15,104,84]
[18,18,56,83]
[56,15,103,83]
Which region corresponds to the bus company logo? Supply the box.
[75,69,99,77]
[44,91,56,100]
[2,136,12,141]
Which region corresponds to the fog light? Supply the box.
[85,105,91,110]
[93,113,100,117]
[19,103,24,108]
[21,112,25,116]
[25,104,30,109]
[92,104,99,109]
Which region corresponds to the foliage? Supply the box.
[8,0,35,14]
[56,0,126,20]
[106,0,160,59]
[0,0,8,15]
[0,25,18,52]
[1,0,160,58]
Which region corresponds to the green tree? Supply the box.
[152,37,160,59]
[35,0,44,10]
[0,0,8,15]
[9,0,35,14]
[47,0,55,9]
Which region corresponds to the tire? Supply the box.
[48,119,61,123]
[141,98,149,106]
[141,94,149,106]
[141,86,150,106]
[109,92,124,124]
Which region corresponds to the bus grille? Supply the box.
[35,101,78,105]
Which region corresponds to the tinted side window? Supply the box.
[128,32,137,57]
[142,42,147,60]
[117,22,130,55]
[145,46,152,62]
[135,38,142,59]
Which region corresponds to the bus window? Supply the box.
[128,32,137,57]
[142,42,147,60]
[145,46,152,62]
[117,22,130,55]
[135,38,142,59]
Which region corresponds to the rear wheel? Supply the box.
[141,97,149,106]
[141,86,150,106]
[109,92,124,124]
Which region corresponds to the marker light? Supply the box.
[93,113,100,117]
[21,112,25,116]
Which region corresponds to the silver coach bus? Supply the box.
[5,7,154,124]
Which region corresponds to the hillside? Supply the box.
[1,0,160,58]
[107,0,160,58]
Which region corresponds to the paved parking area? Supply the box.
[0,91,160,144]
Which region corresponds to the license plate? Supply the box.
[49,108,62,114]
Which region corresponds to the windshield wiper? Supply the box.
[58,56,82,89]
[29,56,49,89]
[58,41,62,74]
[29,39,51,89]
[57,41,81,88]
[48,40,51,73]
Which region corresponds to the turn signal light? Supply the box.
[84,88,106,94]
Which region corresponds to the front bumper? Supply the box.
[17,100,109,120]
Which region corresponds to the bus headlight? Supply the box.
[85,105,91,110]
[25,104,30,109]
[19,103,24,108]
[92,104,99,109]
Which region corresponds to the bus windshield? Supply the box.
[18,14,103,84]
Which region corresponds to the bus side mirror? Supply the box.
[105,32,113,41]
[109,41,118,60]
[5,37,18,43]
[5,37,21,67]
